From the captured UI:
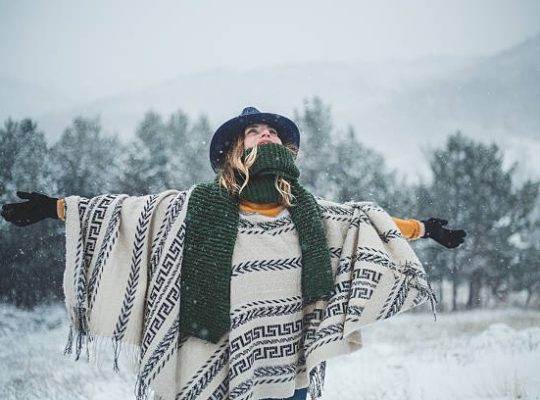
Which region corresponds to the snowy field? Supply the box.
[1,303,539,400]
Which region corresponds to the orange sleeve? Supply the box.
[391,217,424,240]
[57,199,65,223]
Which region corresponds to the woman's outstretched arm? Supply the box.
[391,215,466,248]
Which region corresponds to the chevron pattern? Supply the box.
[239,216,295,236]
[349,202,386,214]
[319,204,353,217]
[385,278,409,319]
[349,213,371,228]
[139,314,181,384]
[254,363,297,378]
[374,273,400,321]
[62,192,435,400]
[231,363,301,399]
[112,195,159,349]
[379,228,403,243]
[176,341,229,400]
[328,246,342,259]
[231,257,302,276]
[231,296,303,314]
[355,246,400,272]
[72,233,86,310]
[304,323,344,358]
[335,256,353,276]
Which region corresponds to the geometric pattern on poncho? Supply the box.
[62,189,437,400]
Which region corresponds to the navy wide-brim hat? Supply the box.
[210,107,300,171]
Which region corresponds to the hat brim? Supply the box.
[210,112,300,171]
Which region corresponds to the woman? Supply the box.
[1,107,465,400]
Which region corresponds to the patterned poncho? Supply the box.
[62,188,436,400]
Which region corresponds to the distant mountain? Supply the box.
[351,33,540,180]
[2,33,538,180]
[29,54,478,143]
[368,32,540,140]
[0,77,76,125]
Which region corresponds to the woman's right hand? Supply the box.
[1,191,59,227]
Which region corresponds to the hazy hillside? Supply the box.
[1,33,539,180]
[356,33,540,179]
[369,32,540,138]
[21,56,471,139]
[0,77,76,122]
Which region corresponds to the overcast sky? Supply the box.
[1,0,539,100]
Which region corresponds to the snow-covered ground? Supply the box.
[1,303,539,400]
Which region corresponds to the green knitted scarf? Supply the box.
[179,144,334,343]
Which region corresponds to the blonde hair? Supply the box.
[218,135,299,207]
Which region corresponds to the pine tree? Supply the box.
[294,97,336,197]
[115,111,167,194]
[182,114,214,184]
[332,127,415,215]
[51,116,122,197]
[423,132,539,309]
[507,182,540,307]
[513,243,540,307]
[116,110,213,195]
[0,119,63,307]
[164,110,213,189]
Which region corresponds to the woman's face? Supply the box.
[243,123,283,149]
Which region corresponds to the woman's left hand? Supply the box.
[421,218,466,249]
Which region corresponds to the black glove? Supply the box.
[421,217,466,249]
[1,191,59,227]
